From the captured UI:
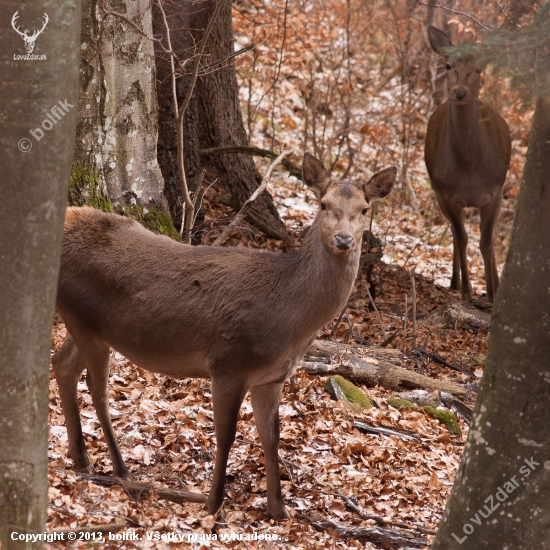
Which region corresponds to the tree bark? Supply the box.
[153,0,287,241]
[0,2,80,548]
[73,0,177,238]
[431,97,550,548]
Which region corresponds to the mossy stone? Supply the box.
[387,397,419,411]
[423,406,462,436]
[331,375,373,410]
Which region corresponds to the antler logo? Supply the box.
[11,11,48,54]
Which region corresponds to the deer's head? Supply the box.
[428,26,482,105]
[302,152,396,256]
[12,11,49,54]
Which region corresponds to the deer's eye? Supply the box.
[475,68,481,74]
[320,202,327,211]
[445,63,451,70]
[361,207,369,215]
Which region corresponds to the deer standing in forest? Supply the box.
[425,26,511,302]
[53,153,396,519]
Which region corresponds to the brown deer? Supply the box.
[425,26,511,302]
[52,152,396,519]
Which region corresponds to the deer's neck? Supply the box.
[447,99,485,164]
[286,219,360,331]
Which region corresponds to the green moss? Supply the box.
[69,163,113,213]
[387,397,419,411]
[332,375,373,410]
[69,163,180,241]
[125,204,181,241]
[423,406,462,436]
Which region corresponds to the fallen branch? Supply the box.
[340,496,436,535]
[213,149,295,246]
[353,420,422,441]
[413,346,464,373]
[380,328,400,348]
[277,456,434,536]
[422,301,491,330]
[76,473,207,505]
[300,344,467,396]
[307,339,402,364]
[310,517,427,548]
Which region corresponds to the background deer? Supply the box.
[425,26,511,302]
[53,153,396,519]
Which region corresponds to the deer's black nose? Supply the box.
[454,89,467,101]
[334,234,354,251]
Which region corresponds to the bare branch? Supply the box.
[177,0,225,243]
[409,269,417,351]
[156,0,178,116]
[418,1,492,31]
[250,0,289,121]
[213,150,295,246]
[366,284,387,341]
[493,0,515,27]
[200,145,302,180]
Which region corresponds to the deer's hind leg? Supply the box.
[53,323,130,478]
[52,333,91,472]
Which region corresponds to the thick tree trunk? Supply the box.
[431,97,550,548]
[153,0,287,241]
[0,2,80,547]
[73,0,177,238]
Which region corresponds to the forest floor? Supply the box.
[46,187,497,549]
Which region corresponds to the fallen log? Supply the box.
[307,339,403,364]
[421,301,491,330]
[76,473,207,505]
[301,341,467,397]
[310,517,427,549]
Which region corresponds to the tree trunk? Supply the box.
[153,0,287,242]
[0,2,80,547]
[73,0,177,238]
[431,97,550,548]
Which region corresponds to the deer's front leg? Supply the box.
[250,381,288,519]
[206,377,247,515]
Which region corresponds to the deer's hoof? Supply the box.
[267,505,289,520]
[69,454,92,473]
[205,495,223,516]
[113,467,132,480]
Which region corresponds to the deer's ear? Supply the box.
[363,167,396,203]
[302,152,330,199]
[428,26,453,55]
